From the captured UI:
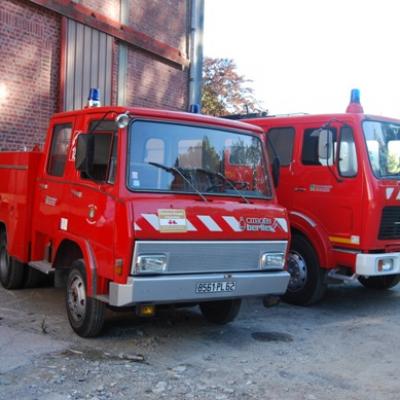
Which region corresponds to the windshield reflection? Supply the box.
[363,121,400,179]
[128,120,272,198]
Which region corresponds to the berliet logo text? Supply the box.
[239,217,276,232]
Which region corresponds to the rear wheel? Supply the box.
[0,230,24,289]
[200,299,241,324]
[358,274,400,290]
[283,234,327,305]
[66,260,105,337]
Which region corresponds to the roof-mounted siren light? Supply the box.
[189,104,200,113]
[346,88,364,113]
[87,88,101,108]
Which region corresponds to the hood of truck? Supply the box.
[129,195,289,241]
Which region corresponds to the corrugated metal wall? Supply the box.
[63,19,113,111]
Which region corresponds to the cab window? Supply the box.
[47,123,72,177]
[83,120,118,183]
[302,127,337,166]
[338,126,358,177]
[267,127,295,166]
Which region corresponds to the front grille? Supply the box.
[131,240,287,275]
[379,206,400,239]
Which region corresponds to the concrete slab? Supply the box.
[0,326,68,373]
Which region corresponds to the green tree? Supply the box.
[201,57,265,116]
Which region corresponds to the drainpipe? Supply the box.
[118,0,129,106]
[188,0,204,111]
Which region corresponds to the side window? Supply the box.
[47,123,72,177]
[338,126,358,177]
[267,127,295,166]
[302,127,337,166]
[83,120,117,183]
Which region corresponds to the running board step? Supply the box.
[327,270,357,282]
[28,260,55,275]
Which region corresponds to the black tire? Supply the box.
[358,274,400,290]
[200,299,241,324]
[283,234,327,305]
[66,260,105,337]
[24,267,49,288]
[0,230,25,290]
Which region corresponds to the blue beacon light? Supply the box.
[346,88,364,113]
[88,88,101,107]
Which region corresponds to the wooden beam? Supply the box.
[28,0,189,68]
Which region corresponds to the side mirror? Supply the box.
[271,157,280,188]
[75,134,94,174]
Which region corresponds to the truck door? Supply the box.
[266,126,296,209]
[292,123,362,246]
[65,118,117,281]
[33,118,74,259]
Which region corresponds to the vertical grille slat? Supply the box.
[379,206,400,239]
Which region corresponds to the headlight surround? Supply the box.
[259,252,285,270]
[136,254,168,274]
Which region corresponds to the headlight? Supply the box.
[260,252,285,270]
[136,254,168,274]
[377,258,394,273]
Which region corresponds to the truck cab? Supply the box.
[244,90,400,305]
[0,99,290,336]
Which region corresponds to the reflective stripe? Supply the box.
[222,216,242,232]
[197,215,222,232]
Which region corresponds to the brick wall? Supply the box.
[128,0,189,56]
[126,49,188,111]
[0,0,60,151]
[0,0,190,150]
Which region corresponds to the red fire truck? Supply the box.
[242,90,400,305]
[0,90,290,336]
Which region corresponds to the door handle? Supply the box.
[294,187,307,192]
[39,183,48,190]
[71,189,83,198]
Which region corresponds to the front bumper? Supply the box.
[356,252,400,276]
[108,271,290,307]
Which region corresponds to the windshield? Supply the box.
[127,120,272,198]
[363,120,400,178]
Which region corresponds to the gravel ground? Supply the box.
[1,282,400,400]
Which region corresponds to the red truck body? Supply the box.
[0,104,290,336]
[244,92,400,304]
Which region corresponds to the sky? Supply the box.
[203,0,400,118]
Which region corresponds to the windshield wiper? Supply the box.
[196,168,250,204]
[148,162,208,202]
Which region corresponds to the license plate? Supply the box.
[196,281,236,294]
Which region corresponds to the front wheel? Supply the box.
[282,234,327,305]
[358,274,400,290]
[66,260,105,337]
[200,299,241,324]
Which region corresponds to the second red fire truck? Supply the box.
[242,90,400,305]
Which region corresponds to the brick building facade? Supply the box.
[0,0,199,150]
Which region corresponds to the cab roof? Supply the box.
[51,106,264,134]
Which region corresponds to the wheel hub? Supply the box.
[287,250,308,291]
[67,274,86,322]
